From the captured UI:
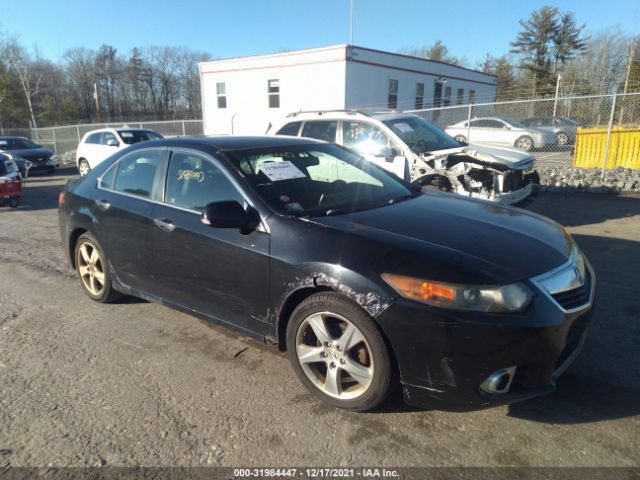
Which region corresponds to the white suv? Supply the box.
[269,110,538,204]
[76,128,163,176]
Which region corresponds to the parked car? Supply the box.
[521,116,579,146]
[0,152,32,180]
[75,127,164,176]
[445,116,557,152]
[0,136,58,174]
[270,111,538,205]
[0,153,24,208]
[59,135,595,412]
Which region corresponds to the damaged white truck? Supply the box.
[270,110,538,204]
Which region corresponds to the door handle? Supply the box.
[94,199,110,211]
[153,218,176,233]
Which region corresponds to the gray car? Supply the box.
[445,116,557,152]
[521,116,579,146]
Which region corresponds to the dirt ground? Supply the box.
[0,168,638,468]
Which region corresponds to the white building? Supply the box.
[199,44,497,135]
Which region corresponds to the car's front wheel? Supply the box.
[454,135,467,143]
[286,292,394,411]
[78,159,91,176]
[75,233,121,303]
[515,135,534,151]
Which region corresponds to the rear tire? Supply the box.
[454,135,467,143]
[286,292,394,412]
[74,233,122,303]
[8,197,19,208]
[556,132,569,145]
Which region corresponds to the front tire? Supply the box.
[286,292,394,411]
[78,159,91,177]
[515,135,534,151]
[454,135,467,143]
[74,233,121,303]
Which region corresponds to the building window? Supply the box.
[268,79,280,108]
[457,88,464,105]
[388,79,398,109]
[469,90,477,104]
[415,83,424,109]
[444,86,452,106]
[216,83,227,108]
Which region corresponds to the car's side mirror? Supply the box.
[201,201,255,231]
[106,139,119,147]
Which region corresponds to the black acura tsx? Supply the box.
[58,136,595,412]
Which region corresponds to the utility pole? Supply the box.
[552,74,562,118]
[93,82,101,123]
[618,40,636,125]
[349,0,354,45]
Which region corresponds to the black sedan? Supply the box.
[58,136,595,412]
[0,136,58,174]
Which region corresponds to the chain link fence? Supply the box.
[1,120,204,165]
[408,92,640,171]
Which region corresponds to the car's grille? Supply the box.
[551,268,592,311]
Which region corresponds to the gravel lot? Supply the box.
[0,168,639,468]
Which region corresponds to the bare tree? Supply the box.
[5,39,44,128]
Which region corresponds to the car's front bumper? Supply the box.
[375,261,595,411]
[28,157,59,172]
[493,180,533,205]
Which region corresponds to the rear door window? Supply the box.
[300,121,338,142]
[112,150,163,199]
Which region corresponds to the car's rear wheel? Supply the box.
[286,292,394,411]
[515,135,534,151]
[75,233,121,303]
[78,159,90,177]
[454,135,467,143]
[556,132,569,145]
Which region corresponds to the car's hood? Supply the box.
[462,144,534,168]
[0,147,53,159]
[309,192,573,284]
[429,144,534,169]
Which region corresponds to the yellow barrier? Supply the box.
[573,127,640,169]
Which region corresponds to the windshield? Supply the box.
[382,116,460,154]
[0,138,40,150]
[117,130,163,145]
[226,144,420,216]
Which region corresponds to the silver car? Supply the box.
[445,116,557,151]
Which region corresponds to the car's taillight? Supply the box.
[58,192,65,206]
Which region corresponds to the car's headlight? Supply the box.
[381,273,533,313]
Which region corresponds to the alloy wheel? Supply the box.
[78,160,90,176]
[516,137,533,151]
[77,241,105,296]
[295,311,374,400]
[557,132,569,145]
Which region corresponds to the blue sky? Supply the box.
[1,0,638,66]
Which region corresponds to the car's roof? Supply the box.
[282,110,413,123]
[0,136,29,140]
[85,127,156,134]
[143,135,325,151]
